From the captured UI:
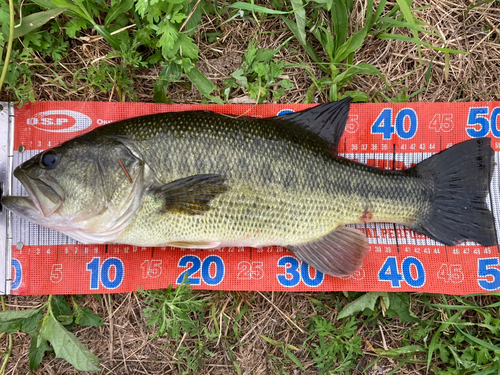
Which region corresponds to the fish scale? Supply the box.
[105,111,426,246]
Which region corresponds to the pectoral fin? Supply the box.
[288,226,368,277]
[153,174,228,215]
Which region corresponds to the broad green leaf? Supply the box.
[21,310,43,333]
[93,24,121,51]
[184,66,216,97]
[185,0,205,36]
[0,309,42,334]
[280,79,293,89]
[158,22,179,56]
[378,33,467,54]
[24,32,43,47]
[331,0,348,51]
[41,314,100,372]
[28,334,52,371]
[163,62,183,82]
[178,33,199,60]
[49,0,88,20]
[456,327,500,354]
[51,296,71,317]
[231,68,248,88]
[105,0,134,28]
[427,312,461,371]
[313,27,335,61]
[253,62,268,77]
[376,16,439,37]
[280,16,323,68]
[355,62,383,75]
[136,28,151,45]
[338,292,389,319]
[332,63,381,85]
[135,0,149,18]
[334,27,368,63]
[425,58,433,83]
[13,8,67,38]
[314,0,334,11]
[229,2,290,15]
[395,0,419,41]
[255,48,277,64]
[153,81,170,103]
[385,293,420,323]
[374,345,426,357]
[0,5,10,39]
[290,0,306,46]
[341,90,369,102]
[75,308,103,327]
[244,42,257,66]
[373,0,387,23]
[65,18,87,38]
[285,350,304,369]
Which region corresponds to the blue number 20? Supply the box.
[176,255,225,286]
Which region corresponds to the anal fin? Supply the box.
[167,241,221,249]
[288,226,368,277]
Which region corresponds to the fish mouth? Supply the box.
[3,168,64,218]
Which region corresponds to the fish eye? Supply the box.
[40,151,60,169]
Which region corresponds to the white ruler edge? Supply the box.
[0,102,14,295]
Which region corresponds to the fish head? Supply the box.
[2,138,148,242]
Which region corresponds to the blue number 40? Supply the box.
[371,108,418,140]
[378,257,425,288]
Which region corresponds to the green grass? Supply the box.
[2,290,500,373]
[0,0,464,105]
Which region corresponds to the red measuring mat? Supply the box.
[9,101,500,295]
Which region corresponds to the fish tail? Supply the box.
[410,138,497,246]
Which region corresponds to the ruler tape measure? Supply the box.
[1,101,500,295]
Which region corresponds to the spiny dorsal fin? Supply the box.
[153,174,228,215]
[288,225,368,277]
[274,97,352,149]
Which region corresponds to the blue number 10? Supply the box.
[86,257,124,290]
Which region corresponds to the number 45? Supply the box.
[429,114,454,132]
[437,264,463,283]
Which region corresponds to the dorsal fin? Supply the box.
[273,97,352,149]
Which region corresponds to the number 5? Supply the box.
[50,264,63,283]
[477,258,500,291]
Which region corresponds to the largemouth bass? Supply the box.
[2,99,497,277]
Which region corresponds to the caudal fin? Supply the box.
[410,138,497,246]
